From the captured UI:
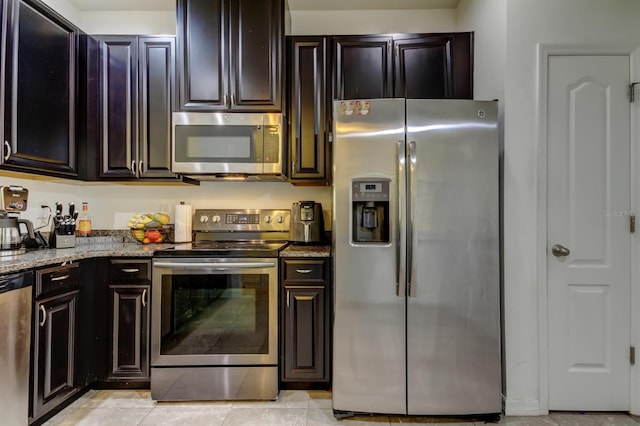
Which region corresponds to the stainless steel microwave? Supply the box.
[171,112,283,177]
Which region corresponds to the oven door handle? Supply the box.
[153,261,276,270]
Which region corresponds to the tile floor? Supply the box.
[43,389,640,426]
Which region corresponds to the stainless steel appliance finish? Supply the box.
[151,209,289,401]
[0,270,33,426]
[172,112,284,178]
[289,201,325,243]
[332,99,501,416]
[0,210,35,255]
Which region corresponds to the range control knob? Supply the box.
[212,215,221,224]
[276,216,284,223]
[199,215,209,223]
[264,215,272,223]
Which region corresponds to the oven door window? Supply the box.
[160,273,269,355]
[174,125,263,163]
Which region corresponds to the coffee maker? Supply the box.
[289,201,325,244]
[351,179,390,243]
[0,186,37,255]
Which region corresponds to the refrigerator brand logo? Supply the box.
[339,100,371,116]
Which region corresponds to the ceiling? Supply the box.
[68,0,459,12]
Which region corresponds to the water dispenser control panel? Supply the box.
[351,178,390,244]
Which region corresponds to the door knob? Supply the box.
[551,244,570,257]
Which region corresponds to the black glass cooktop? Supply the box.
[154,240,289,258]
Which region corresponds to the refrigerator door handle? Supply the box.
[396,140,405,297]
[407,140,417,297]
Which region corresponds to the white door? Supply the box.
[547,55,631,410]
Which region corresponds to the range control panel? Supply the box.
[193,209,290,232]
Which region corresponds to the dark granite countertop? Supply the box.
[0,241,332,274]
[280,243,331,257]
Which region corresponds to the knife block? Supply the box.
[49,231,75,249]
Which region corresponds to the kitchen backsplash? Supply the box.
[1,172,332,231]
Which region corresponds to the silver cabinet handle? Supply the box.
[224,94,228,107]
[3,141,10,161]
[51,274,70,282]
[286,290,290,308]
[295,269,312,274]
[121,268,140,273]
[396,140,405,296]
[231,94,236,106]
[552,244,571,257]
[39,305,46,327]
[131,160,137,175]
[407,141,417,297]
[142,288,148,307]
[139,160,144,174]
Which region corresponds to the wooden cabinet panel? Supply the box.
[394,33,473,99]
[287,37,329,183]
[280,257,331,383]
[177,0,282,111]
[229,0,281,110]
[32,291,78,420]
[94,35,177,180]
[332,35,393,100]
[177,0,227,109]
[2,0,78,176]
[138,37,177,178]
[109,285,150,379]
[97,36,137,178]
[283,286,326,380]
[107,259,151,382]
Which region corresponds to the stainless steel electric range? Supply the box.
[150,209,290,401]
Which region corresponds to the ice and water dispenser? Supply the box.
[351,179,390,244]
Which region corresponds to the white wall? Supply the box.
[0,172,332,231]
[501,0,640,416]
[40,0,81,26]
[288,9,456,35]
[80,11,175,35]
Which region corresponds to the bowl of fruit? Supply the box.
[128,212,171,244]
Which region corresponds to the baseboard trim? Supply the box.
[504,398,544,416]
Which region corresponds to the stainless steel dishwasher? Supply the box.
[0,270,34,426]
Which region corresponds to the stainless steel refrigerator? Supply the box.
[332,98,501,416]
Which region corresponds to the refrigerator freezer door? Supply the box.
[405,99,501,414]
[332,98,407,415]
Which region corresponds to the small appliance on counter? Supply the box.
[0,185,37,256]
[48,201,77,248]
[289,201,325,244]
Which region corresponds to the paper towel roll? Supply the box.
[173,202,192,242]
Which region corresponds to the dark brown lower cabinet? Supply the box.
[108,285,150,380]
[31,263,81,424]
[280,258,331,383]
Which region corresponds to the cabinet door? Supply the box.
[109,285,150,380]
[393,33,473,99]
[138,37,177,179]
[2,0,77,176]
[97,36,137,178]
[33,291,78,420]
[287,37,329,182]
[176,0,228,110]
[332,35,393,100]
[228,0,282,111]
[283,286,326,381]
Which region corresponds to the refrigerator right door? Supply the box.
[406,100,501,414]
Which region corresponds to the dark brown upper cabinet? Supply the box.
[393,33,473,99]
[333,32,473,100]
[92,35,177,180]
[177,0,283,111]
[1,0,79,177]
[332,35,393,100]
[286,36,330,184]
